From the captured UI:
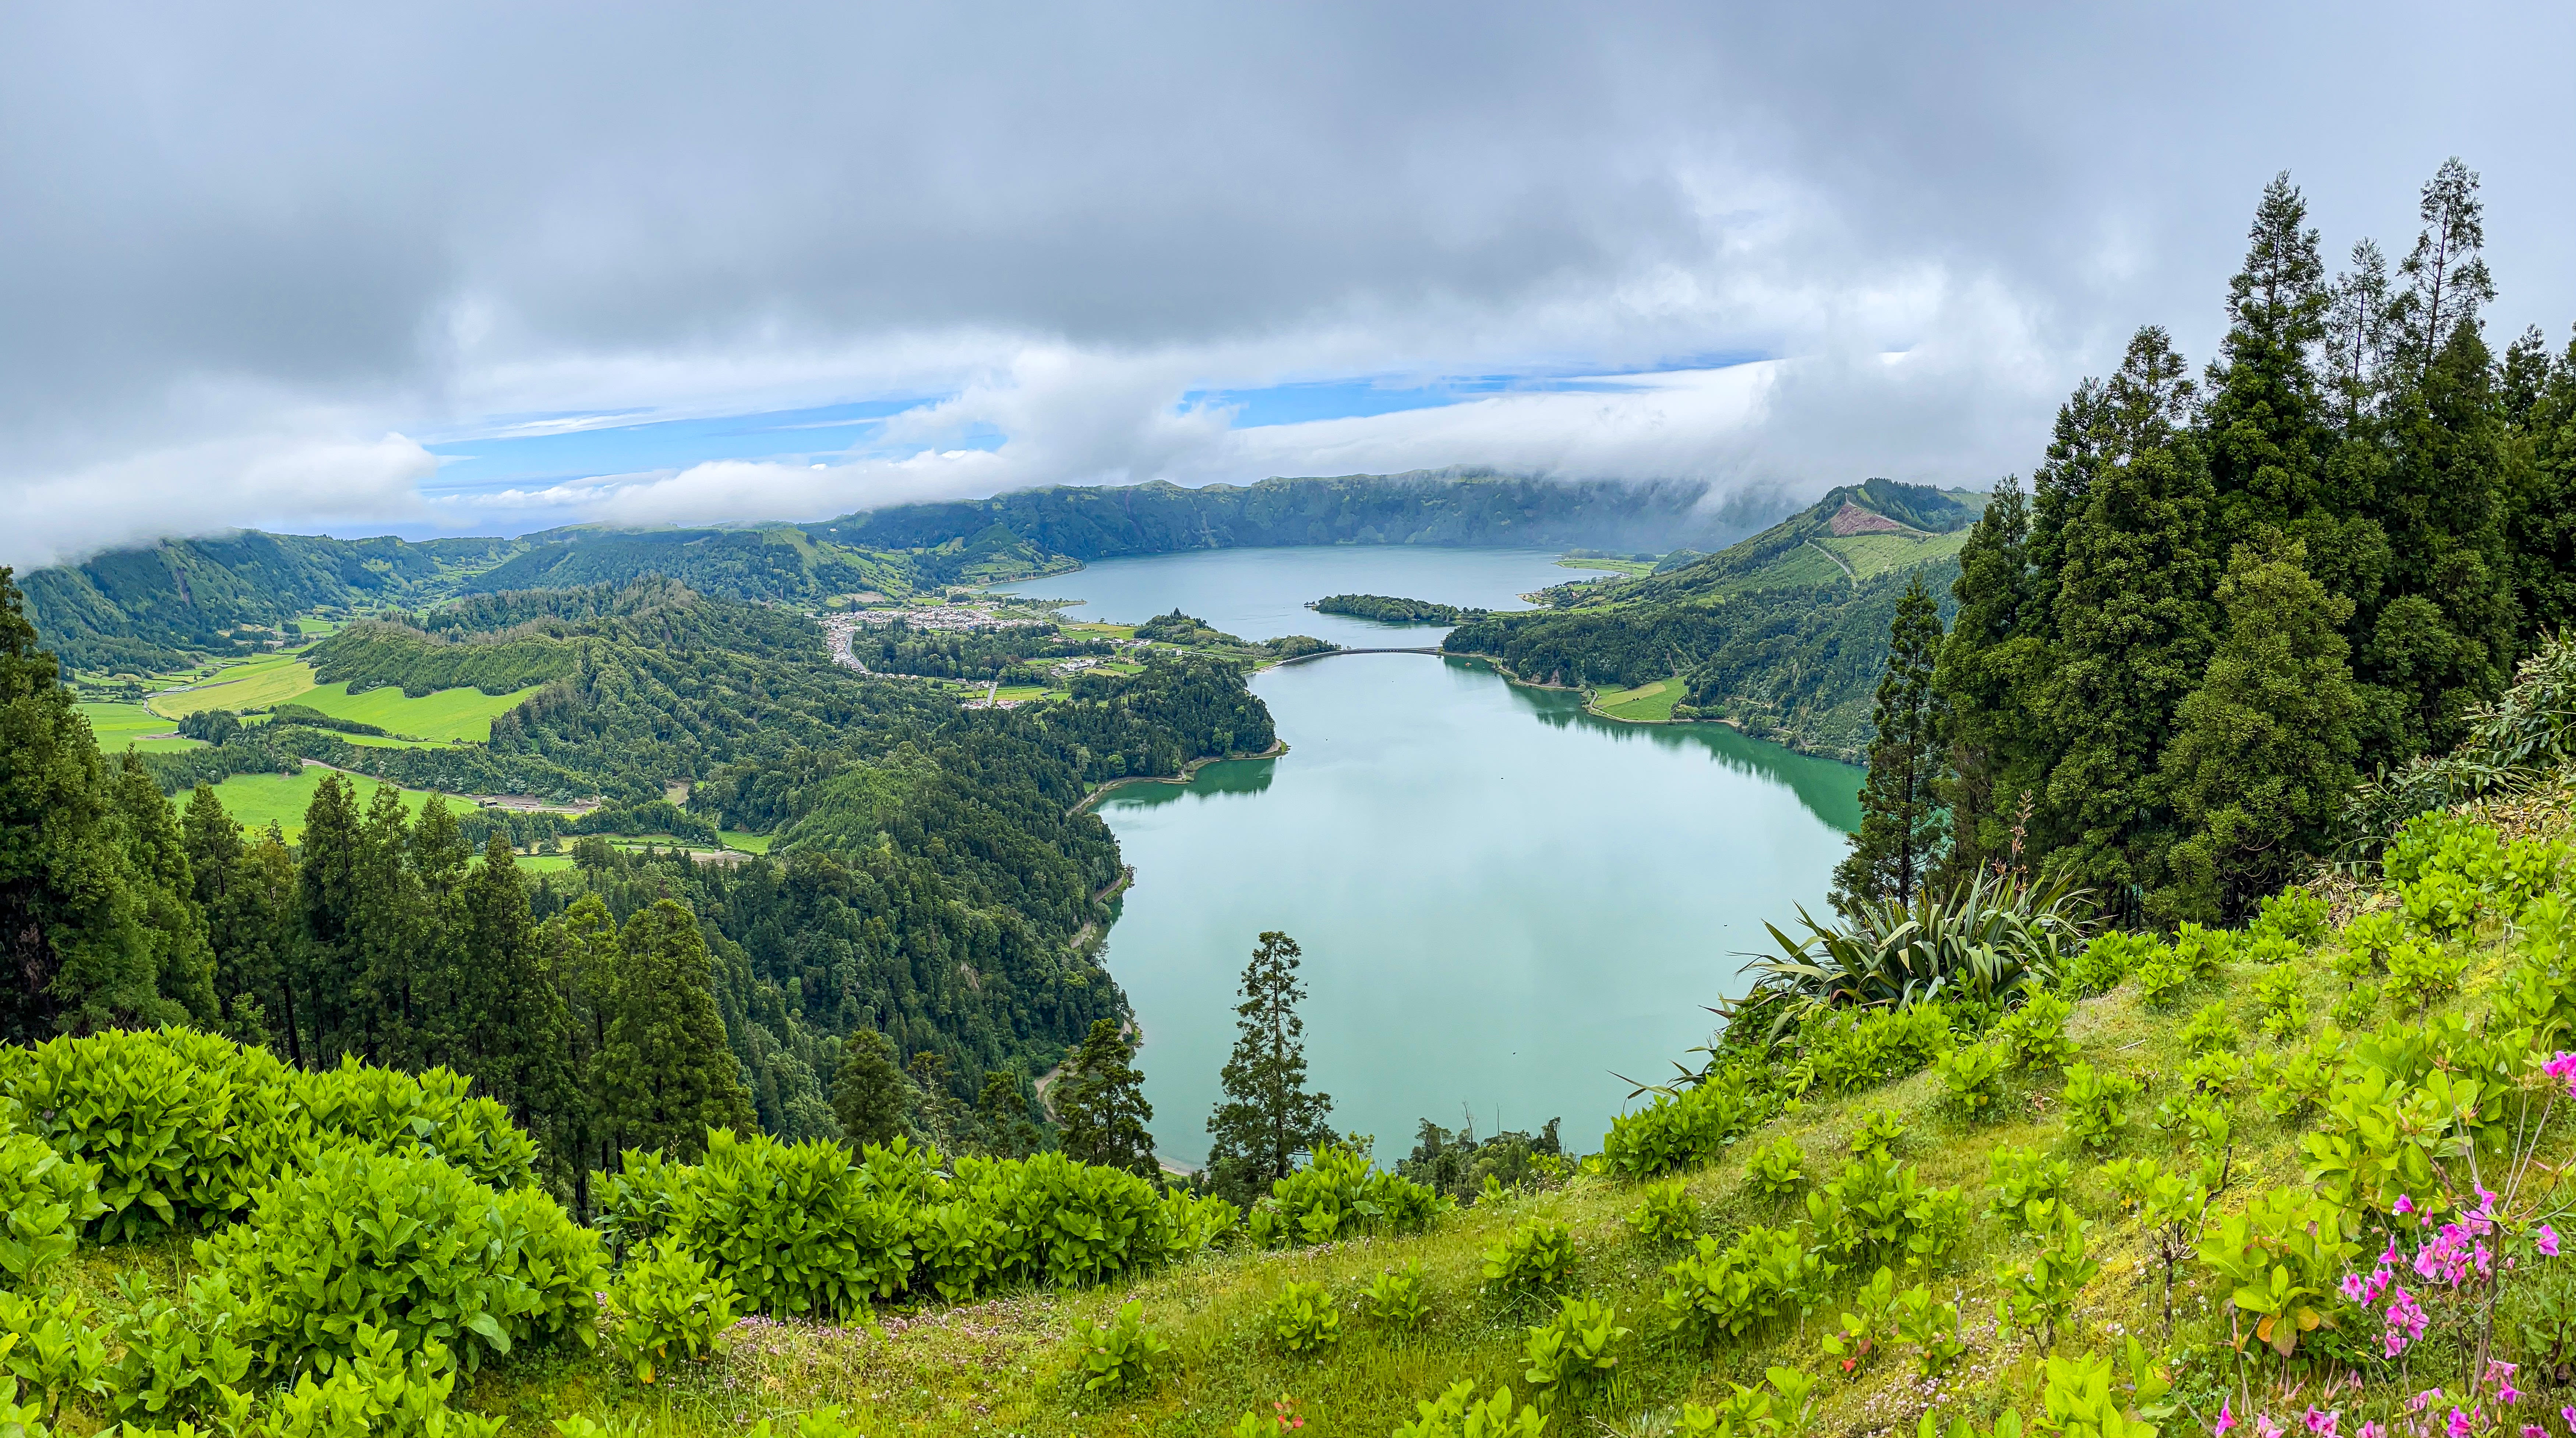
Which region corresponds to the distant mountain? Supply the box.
[1442,479,1987,761]
[807,470,1790,559]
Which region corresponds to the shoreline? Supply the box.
[1067,737,1291,816]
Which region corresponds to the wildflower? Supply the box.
[2217,1400,2237,1438]
[2396,1195,2416,1216]
[2539,1224,2561,1259]
[2449,1410,2473,1438]
[2307,1408,2340,1438]
[2342,1273,2370,1302]
[2360,1425,2385,1438]
[2562,1406,2576,1432]
[2527,1429,2546,1438]
[2259,1417,2286,1438]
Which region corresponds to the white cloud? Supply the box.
[2,433,436,570]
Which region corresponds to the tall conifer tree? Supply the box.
[831,1027,911,1148]
[1056,1017,1156,1177]
[1932,479,2044,885]
[1204,931,1334,1203]
[598,898,755,1162]
[106,751,217,1026]
[1834,577,1947,912]
[2157,540,2360,922]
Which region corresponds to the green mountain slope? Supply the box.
[1443,480,1987,760]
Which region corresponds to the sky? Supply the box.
[3,2,2572,568]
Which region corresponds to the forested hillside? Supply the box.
[808,469,1785,558]
[1442,479,1982,759]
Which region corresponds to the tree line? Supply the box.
[1838,160,2576,924]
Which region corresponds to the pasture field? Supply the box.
[76,701,202,753]
[1591,676,1682,721]
[295,680,543,742]
[1814,527,1972,581]
[201,766,439,839]
[147,656,317,717]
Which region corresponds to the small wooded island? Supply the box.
[1309,593,1488,624]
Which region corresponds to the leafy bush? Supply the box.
[2061,932,2160,999]
[192,1143,604,1373]
[1265,1280,1341,1354]
[1746,1137,1806,1197]
[1819,1265,1898,1376]
[2329,982,2380,1031]
[1482,1221,1574,1296]
[1938,1040,2008,1121]
[2336,909,2403,978]
[2193,1188,2354,1359]
[2059,1063,2139,1151]
[1742,870,2088,1025]
[1625,1180,1697,1244]
[1255,1143,1445,1246]
[1391,1380,1548,1438]
[2172,923,2233,978]
[1993,1206,2098,1351]
[1365,1260,1429,1330]
[2385,937,2468,1012]
[1998,989,2076,1071]
[1601,1077,1771,1178]
[0,1135,101,1289]
[1657,1225,1828,1345]
[1810,1156,1965,1267]
[2400,870,2483,937]
[1520,1296,1628,1411]
[1891,1281,1967,1377]
[2252,887,2329,946]
[1986,1146,2075,1231]
[2178,1002,2239,1054]
[1076,1301,1167,1395]
[261,1324,501,1438]
[1800,1002,1955,1095]
[1846,1109,1905,1161]
[2136,956,2190,1007]
[2241,930,2303,966]
[608,1237,737,1384]
[2251,966,2308,1042]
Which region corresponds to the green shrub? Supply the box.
[1999,990,2076,1071]
[1802,1004,1954,1093]
[2252,887,2329,946]
[262,1324,501,1438]
[1846,1108,1905,1161]
[2062,932,2160,998]
[2335,910,2403,977]
[2059,1063,2139,1150]
[1365,1260,1429,1330]
[1265,1280,1341,1354]
[1520,1296,1628,1411]
[2135,958,2190,1008]
[1891,1281,1967,1377]
[1601,1077,1770,1178]
[2241,930,2303,966]
[2172,923,2234,978]
[2251,966,2308,1042]
[1625,1180,1697,1244]
[1076,1301,1167,1395]
[2386,937,2468,1011]
[193,1143,604,1374]
[0,1135,102,1289]
[2178,1002,2239,1054]
[1985,1145,2074,1231]
[1256,1143,1444,1246]
[1391,1380,1548,1438]
[1746,1137,1806,1198]
[1810,1156,1965,1267]
[1818,1265,1898,1376]
[2383,811,2487,885]
[608,1237,737,1384]
[1938,1041,2008,1121]
[1656,1225,1827,1345]
[1993,1206,2098,1351]
[1481,1221,1574,1296]
[2400,870,2482,937]
[0,1288,111,1420]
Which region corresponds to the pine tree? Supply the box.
[831,1028,910,1148]
[2040,327,2222,923]
[975,1069,1042,1158]
[1204,931,1334,1203]
[0,567,148,1039]
[904,1049,964,1149]
[2503,326,2576,640]
[449,838,568,1126]
[349,783,419,1063]
[292,773,364,1065]
[598,898,756,1162]
[2202,174,2338,553]
[1056,1017,1156,1177]
[1931,478,2045,885]
[536,892,620,1210]
[402,796,473,1069]
[106,751,217,1025]
[1833,576,1948,911]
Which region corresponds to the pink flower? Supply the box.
[2539,1224,2561,1259]
[2545,1051,2576,1085]
[2525,1427,2545,1438]
[2343,1273,2371,1301]
[2561,1406,2576,1431]
[2396,1195,2417,1216]
[2449,1409,2473,1438]
[2217,1400,2237,1438]
[2490,1360,2522,1405]
[2307,1409,2341,1438]
[2361,1424,2385,1438]
[2260,1416,2287,1438]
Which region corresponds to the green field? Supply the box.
[76,702,203,753]
[1556,555,1655,575]
[201,766,439,839]
[295,681,542,743]
[148,656,318,718]
[1814,527,1972,581]
[719,830,774,854]
[1591,676,1682,721]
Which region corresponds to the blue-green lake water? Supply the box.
[1000,548,1860,1165]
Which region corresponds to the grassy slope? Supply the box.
[1818,528,1973,583]
[146,655,318,716]
[444,798,2570,1438]
[296,679,545,742]
[201,767,438,838]
[77,701,202,753]
[1594,677,1682,720]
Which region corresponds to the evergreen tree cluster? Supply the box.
[1843,161,2576,925]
